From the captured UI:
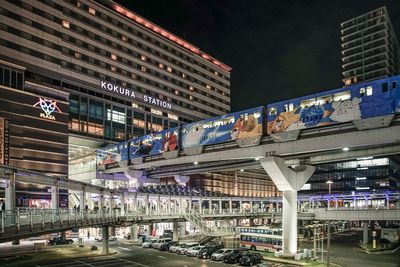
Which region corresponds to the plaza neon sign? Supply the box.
[100,81,172,110]
[33,98,61,120]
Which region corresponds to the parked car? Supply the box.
[197,245,224,259]
[153,238,172,250]
[239,252,263,266]
[160,241,178,251]
[185,245,206,257]
[211,248,234,261]
[222,249,248,264]
[95,236,117,242]
[141,239,157,248]
[176,243,199,255]
[48,237,74,245]
[124,233,131,239]
[169,242,185,253]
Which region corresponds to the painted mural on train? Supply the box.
[181,107,264,149]
[130,128,179,159]
[268,91,364,134]
[96,141,129,169]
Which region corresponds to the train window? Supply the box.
[360,87,373,97]
[269,107,277,116]
[333,91,351,101]
[284,103,294,112]
[316,95,333,105]
[392,81,397,89]
[300,98,315,108]
[382,82,388,93]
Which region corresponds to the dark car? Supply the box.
[239,252,263,266]
[197,245,224,259]
[48,237,74,245]
[160,241,178,251]
[223,249,248,264]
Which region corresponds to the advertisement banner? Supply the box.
[96,141,129,170]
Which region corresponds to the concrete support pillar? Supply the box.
[363,221,369,245]
[133,194,138,212]
[250,201,253,212]
[188,199,192,211]
[99,194,104,216]
[79,189,86,211]
[173,222,179,241]
[209,199,212,214]
[260,156,315,257]
[130,224,138,240]
[219,198,223,213]
[157,195,161,214]
[261,201,264,212]
[335,199,338,210]
[5,173,16,210]
[109,196,114,216]
[51,184,59,210]
[102,226,109,255]
[145,195,149,215]
[179,222,186,237]
[229,199,233,213]
[168,196,172,214]
[179,197,182,213]
[199,198,202,214]
[239,200,243,212]
[120,194,125,216]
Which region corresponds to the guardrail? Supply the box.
[313,207,400,221]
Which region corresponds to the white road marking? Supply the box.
[75,260,96,267]
[117,246,132,251]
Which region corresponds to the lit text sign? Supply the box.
[100,81,172,110]
[33,98,61,120]
[0,117,10,165]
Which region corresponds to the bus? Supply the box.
[237,226,282,252]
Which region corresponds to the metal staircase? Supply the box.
[183,209,235,237]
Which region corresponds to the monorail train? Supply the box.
[96,75,400,169]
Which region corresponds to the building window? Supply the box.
[206,84,211,89]
[151,108,162,115]
[121,35,128,42]
[182,73,186,79]
[151,123,163,132]
[189,86,194,91]
[141,55,147,61]
[62,20,70,29]
[132,103,139,109]
[141,66,146,72]
[88,7,96,15]
[174,90,179,95]
[168,113,178,120]
[167,66,172,72]
[131,73,137,79]
[189,95,194,101]
[107,109,126,124]
[159,63,164,69]
[111,53,117,60]
[133,118,145,128]
[74,52,81,59]
[111,66,117,72]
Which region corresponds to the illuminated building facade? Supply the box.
[341,6,400,86]
[0,0,230,205]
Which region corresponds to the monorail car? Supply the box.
[267,75,400,141]
[96,141,129,170]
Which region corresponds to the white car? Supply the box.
[185,245,206,257]
[176,243,199,255]
[153,238,172,250]
[211,249,233,261]
[141,239,157,248]
[95,236,117,242]
[169,242,183,253]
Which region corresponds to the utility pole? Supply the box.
[327,220,331,267]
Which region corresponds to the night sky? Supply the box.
[113,0,400,112]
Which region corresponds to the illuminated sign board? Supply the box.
[33,98,61,120]
[0,117,10,165]
[100,81,172,110]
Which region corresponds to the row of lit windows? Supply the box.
[0,65,24,90]
[0,10,229,114]
[0,32,223,117]
[32,0,230,90]
[66,0,230,81]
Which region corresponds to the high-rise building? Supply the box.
[0,0,230,206]
[341,6,400,86]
